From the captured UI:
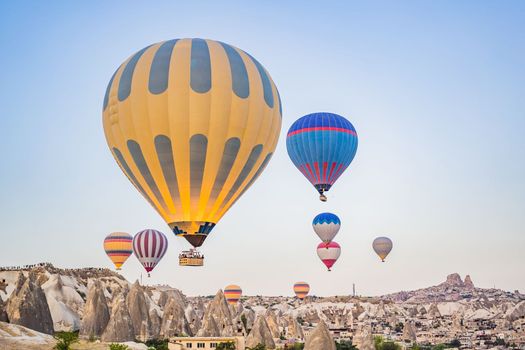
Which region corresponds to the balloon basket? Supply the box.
[179,249,204,267]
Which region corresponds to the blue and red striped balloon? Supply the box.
[286,112,358,201]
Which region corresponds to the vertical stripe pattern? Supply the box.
[102,38,282,249]
[132,229,168,273]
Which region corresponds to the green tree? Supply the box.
[374,336,401,350]
[247,345,267,350]
[374,336,384,350]
[431,345,445,350]
[494,338,506,346]
[382,342,401,350]
[144,339,169,350]
[109,344,130,350]
[53,331,79,350]
[216,342,236,350]
[336,340,358,350]
[449,339,461,348]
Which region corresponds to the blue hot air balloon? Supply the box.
[312,213,341,243]
[286,112,358,201]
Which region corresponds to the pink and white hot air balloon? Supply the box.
[133,229,168,277]
[316,241,341,271]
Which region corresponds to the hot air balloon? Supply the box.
[372,237,393,262]
[102,39,282,263]
[133,229,168,276]
[103,232,133,270]
[293,282,310,300]
[312,212,341,243]
[224,284,242,305]
[317,241,341,271]
[286,112,358,201]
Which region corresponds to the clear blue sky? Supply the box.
[1,1,524,296]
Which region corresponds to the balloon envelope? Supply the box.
[133,229,168,274]
[103,232,133,270]
[373,237,393,262]
[312,212,341,242]
[286,112,358,200]
[317,241,341,271]
[293,282,310,300]
[224,284,242,305]
[102,38,282,248]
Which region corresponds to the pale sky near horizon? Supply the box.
[1,1,524,297]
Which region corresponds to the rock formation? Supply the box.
[452,312,465,331]
[198,311,221,337]
[265,309,280,338]
[240,306,256,331]
[160,296,193,337]
[0,297,8,322]
[403,321,417,342]
[464,275,475,289]
[506,301,525,322]
[418,305,427,315]
[42,274,83,331]
[285,315,304,340]
[149,308,161,339]
[246,314,276,349]
[186,304,202,334]
[428,303,442,318]
[80,279,110,338]
[127,281,151,341]
[442,273,464,287]
[197,290,234,336]
[304,320,336,350]
[158,289,186,308]
[374,301,387,318]
[101,293,134,342]
[6,272,54,334]
[355,326,375,350]
[352,302,365,319]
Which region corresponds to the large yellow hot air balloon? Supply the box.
[103,38,281,253]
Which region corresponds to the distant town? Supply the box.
[0,264,524,350]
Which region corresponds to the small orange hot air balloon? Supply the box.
[103,232,133,270]
[224,285,242,305]
[293,282,310,300]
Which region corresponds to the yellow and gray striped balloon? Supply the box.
[102,38,282,248]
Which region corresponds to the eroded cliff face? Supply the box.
[1,265,523,348]
[197,290,235,337]
[160,296,193,337]
[101,292,134,343]
[6,272,54,334]
[245,315,276,349]
[304,320,336,350]
[80,279,109,338]
[127,281,152,341]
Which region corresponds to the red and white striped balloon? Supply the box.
[316,241,341,271]
[133,229,168,276]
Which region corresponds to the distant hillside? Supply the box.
[1,264,524,349]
